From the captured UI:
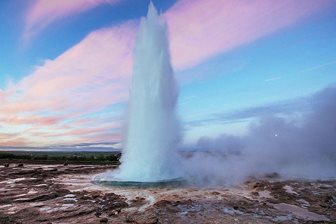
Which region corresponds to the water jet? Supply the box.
[94,2,182,187]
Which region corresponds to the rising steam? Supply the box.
[183,87,336,186]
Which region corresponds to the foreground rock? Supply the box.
[0,163,334,223]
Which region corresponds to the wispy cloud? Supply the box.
[264,76,282,82]
[186,96,311,128]
[264,59,336,82]
[23,0,120,41]
[165,0,334,70]
[299,59,336,73]
[1,23,135,146]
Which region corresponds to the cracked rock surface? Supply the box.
[0,163,335,223]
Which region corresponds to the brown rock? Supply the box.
[95,211,102,217]
[126,211,158,224]
[13,207,40,221]
[108,209,120,216]
[130,196,146,206]
[154,199,171,207]
[100,217,108,223]
[253,182,261,189]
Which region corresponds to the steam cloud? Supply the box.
[183,86,336,186]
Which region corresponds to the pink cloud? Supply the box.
[12,22,135,112]
[24,0,120,41]
[1,0,333,147]
[80,132,122,144]
[2,115,61,126]
[0,137,30,147]
[165,0,334,70]
[0,23,134,146]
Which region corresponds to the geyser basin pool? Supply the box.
[92,177,186,188]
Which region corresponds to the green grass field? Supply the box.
[0,151,121,165]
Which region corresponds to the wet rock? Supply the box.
[64,163,68,166]
[91,192,128,218]
[226,199,254,214]
[110,201,129,210]
[100,217,108,223]
[154,199,192,213]
[17,163,24,167]
[130,197,146,207]
[4,163,9,168]
[102,193,129,211]
[13,207,40,222]
[15,192,59,202]
[324,195,336,205]
[16,188,70,202]
[0,212,18,224]
[265,172,280,179]
[38,206,96,222]
[253,182,262,189]
[126,211,158,224]
[154,199,171,207]
[320,194,336,208]
[0,164,335,224]
[95,211,102,217]
[91,192,101,199]
[108,208,120,216]
[48,168,58,172]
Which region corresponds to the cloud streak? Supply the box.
[165,0,334,69]
[185,96,310,128]
[23,0,120,41]
[1,23,134,146]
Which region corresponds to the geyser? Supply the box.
[94,3,181,184]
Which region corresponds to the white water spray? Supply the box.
[112,3,180,182]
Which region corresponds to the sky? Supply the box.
[0,0,336,148]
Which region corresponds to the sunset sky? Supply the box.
[0,0,336,148]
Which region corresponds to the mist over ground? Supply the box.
[183,86,336,186]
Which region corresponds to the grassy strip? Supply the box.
[0,151,121,165]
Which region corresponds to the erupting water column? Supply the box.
[105,2,180,183]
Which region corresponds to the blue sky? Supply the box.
[0,0,176,86]
[0,0,335,147]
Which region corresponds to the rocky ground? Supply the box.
[0,163,335,224]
